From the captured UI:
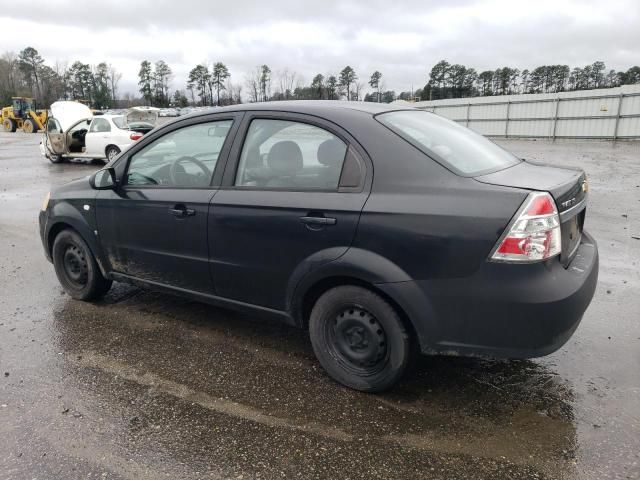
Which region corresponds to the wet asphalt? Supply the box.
[0,131,638,480]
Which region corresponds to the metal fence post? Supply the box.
[466,103,470,127]
[552,98,560,141]
[613,93,624,140]
[505,101,510,138]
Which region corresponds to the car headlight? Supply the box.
[41,192,50,211]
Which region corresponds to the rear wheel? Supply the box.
[309,286,410,392]
[3,118,17,132]
[105,145,120,161]
[23,119,38,133]
[52,229,112,301]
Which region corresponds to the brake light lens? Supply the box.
[129,132,143,141]
[490,192,561,263]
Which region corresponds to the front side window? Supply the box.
[126,120,233,187]
[235,119,347,190]
[377,110,521,176]
[69,119,91,133]
[89,118,111,133]
[47,118,61,133]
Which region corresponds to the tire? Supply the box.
[52,229,112,301]
[105,146,120,161]
[3,118,17,133]
[48,154,65,164]
[23,119,38,133]
[309,286,410,392]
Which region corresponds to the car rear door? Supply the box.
[96,113,242,293]
[209,112,371,310]
[85,117,111,157]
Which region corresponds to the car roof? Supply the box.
[181,100,416,121]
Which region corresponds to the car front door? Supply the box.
[85,117,111,157]
[209,113,370,310]
[45,118,66,155]
[96,114,241,293]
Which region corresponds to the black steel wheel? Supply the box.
[330,306,389,375]
[309,286,410,392]
[52,229,112,301]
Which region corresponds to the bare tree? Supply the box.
[244,66,261,103]
[274,68,297,100]
[108,64,122,104]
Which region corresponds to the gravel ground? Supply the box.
[0,132,638,479]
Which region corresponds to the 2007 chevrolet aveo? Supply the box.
[39,101,598,392]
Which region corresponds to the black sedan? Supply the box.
[38,101,598,392]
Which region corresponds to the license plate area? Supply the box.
[560,208,585,267]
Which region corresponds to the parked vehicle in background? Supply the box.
[40,102,158,163]
[159,108,180,117]
[38,101,598,392]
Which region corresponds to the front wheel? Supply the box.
[23,119,38,133]
[309,286,410,392]
[52,229,112,301]
[105,145,120,161]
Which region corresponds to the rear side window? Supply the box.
[89,118,111,133]
[235,119,347,190]
[377,110,520,176]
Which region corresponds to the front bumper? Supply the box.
[377,231,599,359]
[39,210,52,262]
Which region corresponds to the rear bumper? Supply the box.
[377,231,599,359]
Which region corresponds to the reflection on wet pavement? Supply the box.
[34,284,577,479]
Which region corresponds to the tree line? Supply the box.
[422,60,640,100]
[0,47,123,109]
[2,46,640,109]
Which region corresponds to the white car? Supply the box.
[40,102,159,163]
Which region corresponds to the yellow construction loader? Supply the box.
[1,97,48,133]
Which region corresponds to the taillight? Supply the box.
[490,192,561,263]
[130,132,143,141]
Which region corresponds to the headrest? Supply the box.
[267,141,303,175]
[317,138,345,167]
[244,145,262,168]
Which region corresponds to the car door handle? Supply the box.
[299,216,337,225]
[168,205,196,218]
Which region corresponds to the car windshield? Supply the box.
[377,110,521,176]
[112,116,126,129]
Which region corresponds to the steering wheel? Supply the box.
[169,156,211,185]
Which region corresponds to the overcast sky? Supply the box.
[1,0,638,96]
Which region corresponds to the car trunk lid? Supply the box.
[125,107,159,126]
[475,161,587,266]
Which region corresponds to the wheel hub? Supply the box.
[63,245,88,286]
[333,307,387,368]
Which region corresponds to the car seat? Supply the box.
[266,141,303,188]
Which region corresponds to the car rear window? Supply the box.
[376,110,521,176]
[112,116,126,129]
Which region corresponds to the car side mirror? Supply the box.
[90,167,117,190]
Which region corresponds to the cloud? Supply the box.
[1,0,638,96]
